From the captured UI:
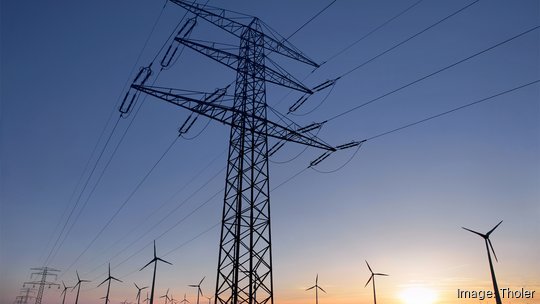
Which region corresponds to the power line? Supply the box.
[42,0,170,267]
[340,0,480,78]
[325,25,540,122]
[285,0,337,41]
[43,116,122,267]
[364,79,540,142]
[60,133,180,277]
[322,0,425,65]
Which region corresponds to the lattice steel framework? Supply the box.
[123,2,336,304]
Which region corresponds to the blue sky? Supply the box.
[1,1,539,304]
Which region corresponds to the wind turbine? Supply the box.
[205,296,212,304]
[462,220,504,304]
[134,283,149,304]
[140,240,172,304]
[72,271,90,304]
[160,289,171,304]
[188,276,205,304]
[364,261,388,304]
[180,294,190,304]
[60,281,72,304]
[169,293,177,304]
[305,274,326,304]
[98,263,123,304]
[143,292,150,304]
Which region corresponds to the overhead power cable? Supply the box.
[285,0,337,41]
[325,25,540,122]
[60,133,180,277]
[42,0,171,267]
[339,0,480,78]
[322,0,425,65]
[364,80,540,141]
[311,79,540,173]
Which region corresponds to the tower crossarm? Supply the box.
[169,0,319,67]
[175,37,313,93]
[132,84,335,151]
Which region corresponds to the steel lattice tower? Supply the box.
[218,20,272,304]
[122,2,337,304]
[23,267,59,304]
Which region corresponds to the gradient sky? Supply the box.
[1,1,539,304]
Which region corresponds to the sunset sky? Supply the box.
[1,1,539,304]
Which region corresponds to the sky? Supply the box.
[1,1,539,304]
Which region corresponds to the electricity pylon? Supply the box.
[125,2,336,304]
[23,267,60,304]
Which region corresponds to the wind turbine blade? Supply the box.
[462,227,486,238]
[365,260,373,274]
[306,286,316,291]
[316,274,318,284]
[97,278,108,287]
[76,271,81,281]
[488,239,499,262]
[140,260,154,271]
[157,257,173,265]
[153,240,157,259]
[374,273,389,276]
[111,277,123,283]
[318,286,327,293]
[364,275,373,288]
[82,280,91,282]
[200,276,206,285]
[199,288,204,297]
[134,283,140,289]
[487,220,503,237]
[188,285,198,287]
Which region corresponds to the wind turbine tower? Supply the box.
[188,276,205,304]
[305,274,326,304]
[97,263,123,304]
[364,261,388,304]
[72,271,90,304]
[135,283,149,304]
[140,241,172,304]
[462,220,504,304]
[60,281,72,304]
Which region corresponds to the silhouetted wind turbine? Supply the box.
[205,296,212,304]
[188,276,205,304]
[72,271,90,304]
[160,289,171,304]
[143,292,150,304]
[306,274,326,304]
[98,263,123,304]
[134,283,149,304]
[364,261,388,304]
[462,220,504,304]
[60,281,72,304]
[180,294,190,304]
[170,293,178,304]
[140,240,172,304]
